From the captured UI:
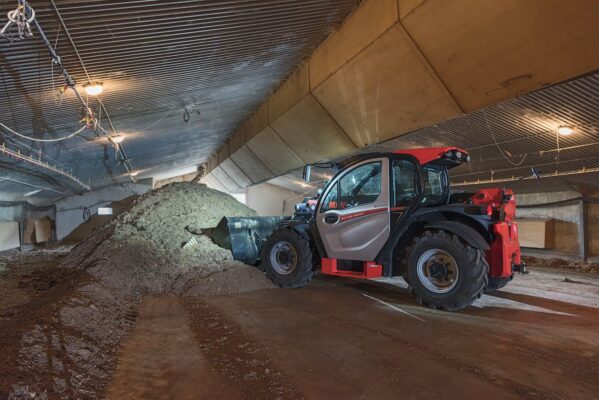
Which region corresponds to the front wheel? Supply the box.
[261,228,314,288]
[404,230,489,311]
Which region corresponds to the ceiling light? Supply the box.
[84,82,103,96]
[558,126,574,136]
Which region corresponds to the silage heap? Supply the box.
[60,182,274,296]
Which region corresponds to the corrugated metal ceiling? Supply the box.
[0,0,361,200]
[2,0,598,200]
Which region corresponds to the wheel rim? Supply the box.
[416,249,459,294]
[269,241,298,275]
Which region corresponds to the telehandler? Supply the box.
[214,147,526,311]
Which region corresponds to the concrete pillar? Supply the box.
[579,198,588,261]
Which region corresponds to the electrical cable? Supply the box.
[482,109,527,167]
[49,0,91,82]
[0,121,87,142]
[48,0,134,174]
[125,109,173,133]
[1,0,133,185]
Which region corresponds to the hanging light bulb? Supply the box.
[84,82,103,96]
[558,126,574,136]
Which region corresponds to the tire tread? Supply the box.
[402,230,489,311]
[261,228,314,288]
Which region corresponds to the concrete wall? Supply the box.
[55,183,151,240]
[0,221,20,251]
[0,204,22,223]
[517,191,581,254]
[201,174,299,216]
[0,202,57,248]
[202,0,599,191]
[246,183,298,217]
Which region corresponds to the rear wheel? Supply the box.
[404,230,488,311]
[261,228,314,288]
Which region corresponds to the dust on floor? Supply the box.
[523,255,599,274]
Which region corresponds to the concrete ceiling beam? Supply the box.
[208,0,599,191]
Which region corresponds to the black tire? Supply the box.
[403,230,489,311]
[261,228,314,288]
[485,275,512,292]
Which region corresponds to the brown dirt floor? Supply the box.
[0,249,138,400]
[2,258,599,399]
[105,296,301,400]
[0,249,77,399]
[200,275,599,400]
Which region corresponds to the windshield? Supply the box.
[320,161,382,211]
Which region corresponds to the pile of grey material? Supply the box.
[60,182,273,297]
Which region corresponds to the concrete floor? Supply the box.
[106,267,599,400]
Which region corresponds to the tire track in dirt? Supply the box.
[106,296,238,400]
[182,297,303,400]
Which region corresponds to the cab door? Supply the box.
[316,158,390,261]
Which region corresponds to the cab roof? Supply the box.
[393,147,468,165]
[318,147,469,172]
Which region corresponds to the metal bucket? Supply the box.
[211,216,290,265]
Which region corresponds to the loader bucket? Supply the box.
[211,216,290,265]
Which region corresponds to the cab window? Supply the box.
[320,183,339,212]
[421,166,446,206]
[392,160,417,207]
[338,162,382,209]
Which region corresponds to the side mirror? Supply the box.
[302,165,311,183]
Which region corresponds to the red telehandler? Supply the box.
[213,147,527,311]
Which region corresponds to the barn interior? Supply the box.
[1,1,599,399]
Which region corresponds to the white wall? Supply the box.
[246,183,300,216]
[55,183,151,240]
[0,221,20,251]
